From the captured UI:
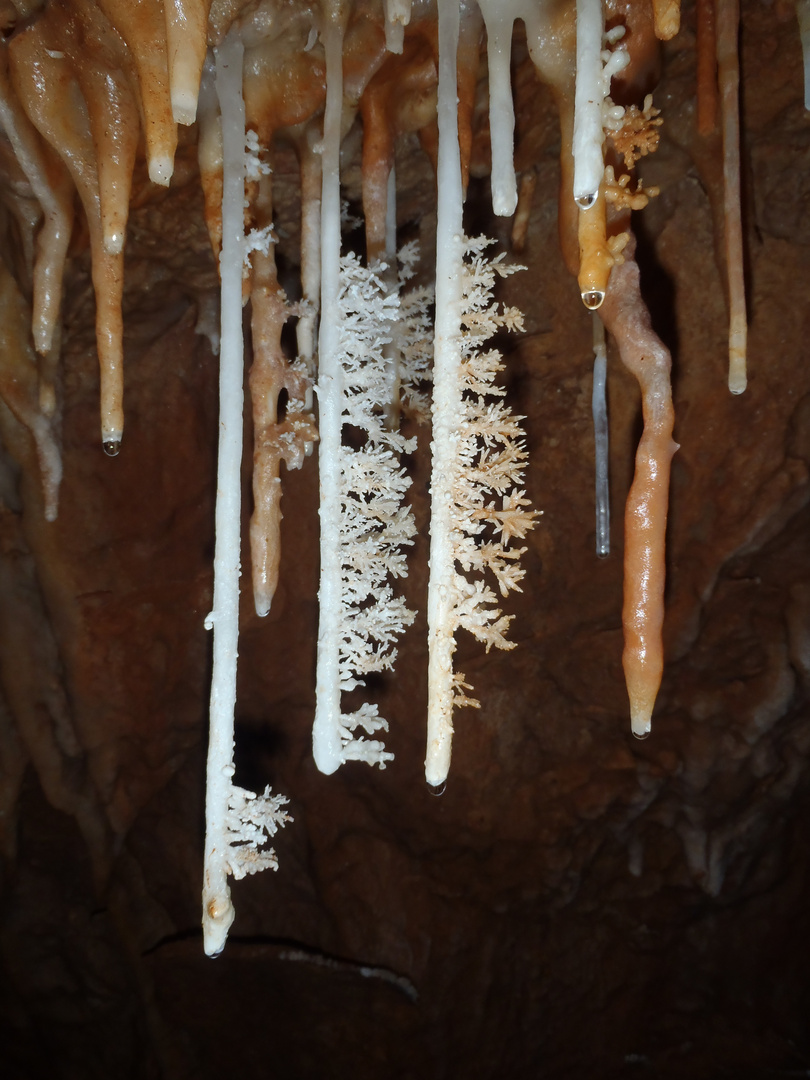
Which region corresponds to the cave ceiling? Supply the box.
[0,0,809,1077]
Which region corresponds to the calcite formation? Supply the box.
[0,0,808,1076]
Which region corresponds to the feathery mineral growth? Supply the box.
[0,0,767,950]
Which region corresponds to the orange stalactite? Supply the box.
[510,168,537,253]
[598,228,677,738]
[8,11,125,449]
[578,185,614,308]
[0,39,73,362]
[247,170,317,617]
[54,1,139,258]
[95,0,177,187]
[164,0,213,125]
[361,38,437,263]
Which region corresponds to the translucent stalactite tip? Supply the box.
[427,780,447,796]
[575,192,597,210]
[148,155,174,187]
[728,365,747,395]
[596,542,610,559]
[631,713,652,740]
[582,290,605,310]
[102,439,121,457]
[172,90,199,127]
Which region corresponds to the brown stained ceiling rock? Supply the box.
[1,0,809,1077]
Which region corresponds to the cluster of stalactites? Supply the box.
[0,0,759,481]
[0,0,464,459]
[0,0,216,456]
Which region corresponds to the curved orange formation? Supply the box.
[599,231,677,737]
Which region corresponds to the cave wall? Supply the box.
[1,1,810,1077]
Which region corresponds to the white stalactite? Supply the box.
[202,34,290,958]
[313,9,347,776]
[573,0,605,207]
[426,0,466,789]
[478,0,523,217]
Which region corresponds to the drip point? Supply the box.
[576,192,597,210]
[582,291,605,310]
[103,439,121,458]
[427,781,446,797]
[632,728,650,741]
[596,546,610,560]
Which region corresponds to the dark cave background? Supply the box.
[1,1,810,1077]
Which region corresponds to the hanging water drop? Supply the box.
[632,728,650,741]
[582,290,605,310]
[427,780,446,796]
[576,192,596,209]
[103,439,121,457]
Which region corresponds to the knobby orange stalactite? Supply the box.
[599,230,678,739]
[248,168,318,618]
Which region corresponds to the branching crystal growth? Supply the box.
[426,235,538,787]
[225,784,292,880]
[203,776,291,957]
[312,252,421,774]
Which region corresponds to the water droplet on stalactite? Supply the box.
[596,544,610,560]
[103,439,121,457]
[427,781,446,796]
[632,728,650,741]
[576,192,597,210]
[582,290,605,310]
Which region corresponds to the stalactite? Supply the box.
[0,260,61,521]
[592,313,610,559]
[598,228,677,739]
[425,0,466,789]
[164,0,212,125]
[95,0,177,187]
[248,168,317,618]
[202,33,291,959]
[8,14,125,450]
[800,0,810,110]
[294,123,323,376]
[578,184,614,308]
[716,0,747,394]
[478,0,520,216]
[312,2,349,777]
[0,40,72,362]
[0,0,769,951]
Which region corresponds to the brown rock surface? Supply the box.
[1,1,809,1077]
